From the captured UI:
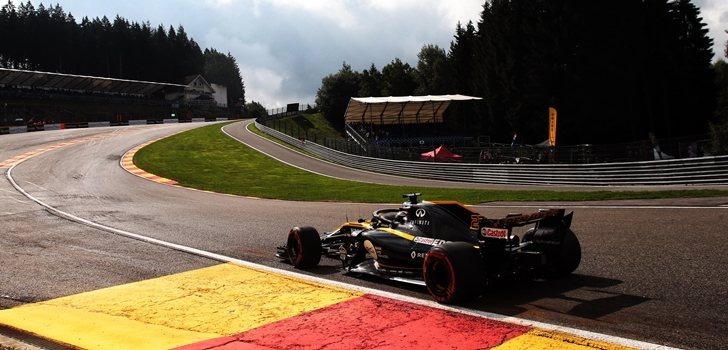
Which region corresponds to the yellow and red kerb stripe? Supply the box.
[0,139,95,169]
[120,141,178,185]
[0,264,634,350]
[1,129,135,169]
[177,294,529,349]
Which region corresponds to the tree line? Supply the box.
[710,32,728,154]
[0,1,245,107]
[316,0,718,146]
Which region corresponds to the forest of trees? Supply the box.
[709,31,728,154]
[0,1,245,107]
[316,0,718,146]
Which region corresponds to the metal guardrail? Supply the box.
[0,118,232,136]
[265,103,317,118]
[255,121,728,186]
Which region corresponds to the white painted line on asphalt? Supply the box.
[6,161,679,350]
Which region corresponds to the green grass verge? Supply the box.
[133,123,728,204]
[262,113,345,142]
[249,122,323,159]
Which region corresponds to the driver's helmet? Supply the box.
[394,211,408,224]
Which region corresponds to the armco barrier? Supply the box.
[1,118,235,138]
[88,121,110,128]
[63,122,88,128]
[255,121,728,186]
[9,126,27,134]
[44,123,62,130]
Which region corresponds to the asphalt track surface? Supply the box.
[1,121,727,349]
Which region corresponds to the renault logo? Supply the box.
[415,209,426,218]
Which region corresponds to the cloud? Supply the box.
[716,10,728,58]
[182,0,484,106]
[434,1,483,28]
[241,65,286,106]
[204,0,235,6]
[267,0,358,29]
[694,0,728,60]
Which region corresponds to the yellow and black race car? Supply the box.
[277,193,581,304]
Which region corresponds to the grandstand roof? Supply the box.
[344,94,482,125]
[0,68,186,96]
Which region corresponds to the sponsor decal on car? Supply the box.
[413,237,448,246]
[470,214,482,230]
[410,251,427,259]
[482,227,509,239]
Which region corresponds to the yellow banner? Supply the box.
[548,107,557,147]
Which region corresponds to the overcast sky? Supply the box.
[15,0,728,108]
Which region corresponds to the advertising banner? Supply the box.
[549,107,557,147]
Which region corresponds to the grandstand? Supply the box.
[0,68,232,126]
[342,95,483,149]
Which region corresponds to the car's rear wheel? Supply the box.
[523,227,581,277]
[286,226,321,268]
[423,242,483,304]
[550,228,581,276]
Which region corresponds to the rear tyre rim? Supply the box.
[425,254,455,299]
[430,260,451,295]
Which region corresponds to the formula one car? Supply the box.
[276,193,580,304]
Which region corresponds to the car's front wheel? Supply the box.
[286,226,322,268]
[423,242,484,304]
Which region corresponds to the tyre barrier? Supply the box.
[255,121,728,186]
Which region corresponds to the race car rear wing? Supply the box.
[470,208,573,233]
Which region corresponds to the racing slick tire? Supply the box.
[550,228,581,277]
[523,228,581,277]
[423,242,484,304]
[286,226,322,268]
